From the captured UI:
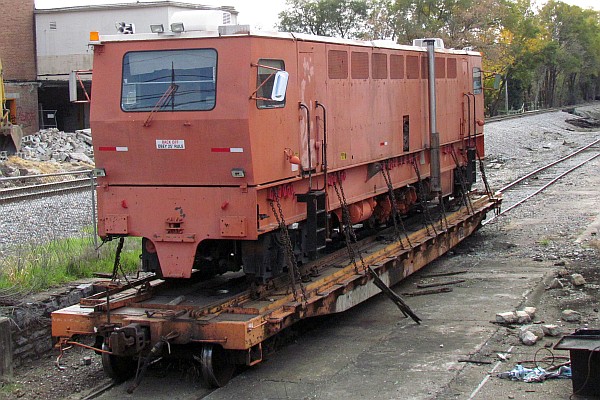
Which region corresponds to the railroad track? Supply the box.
[0,171,93,204]
[485,107,569,124]
[482,138,600,225]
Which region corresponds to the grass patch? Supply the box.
[538,237,552,246]
[0,234,141,292]
[0,382,23,396]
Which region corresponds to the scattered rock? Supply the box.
[554,260,566,267]
[570,273,586,286]
[516,311,532,324]
[519,325,545,345]
[542,324,562,337]
[548,278,564,289]
[557,268,570,277]
[523,307,536,318]
[496,312,517,324]
[562,309,582,322]
[520,330,539,346]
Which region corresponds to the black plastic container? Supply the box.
[554,329,600,397]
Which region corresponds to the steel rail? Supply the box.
[80,381,118,400]
[482,151,600,226]
[497,138,600,193]
[0,177,92,204]
[486,107,564,123]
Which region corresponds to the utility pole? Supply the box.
[505,75,509,114]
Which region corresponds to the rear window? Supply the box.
[121,49,217,112]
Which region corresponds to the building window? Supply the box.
[50,21,57,30]
[121,49,217,112]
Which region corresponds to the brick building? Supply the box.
[1,0,39,134]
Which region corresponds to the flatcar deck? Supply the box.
[52,194,499,353]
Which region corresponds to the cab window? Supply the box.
[121,49,217,112]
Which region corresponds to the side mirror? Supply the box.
[271,71,289,101]
[493,74,502,90]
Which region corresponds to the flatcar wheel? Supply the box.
[101,343,137,382]
[199,344,235,388]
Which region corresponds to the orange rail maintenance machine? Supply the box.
[52,24,500,389]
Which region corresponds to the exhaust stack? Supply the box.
[424,39,441,195]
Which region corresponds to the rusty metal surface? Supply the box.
[90,34,484,278]
[52,194,498,352]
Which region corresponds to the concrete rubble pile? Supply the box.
[19,128,94,165]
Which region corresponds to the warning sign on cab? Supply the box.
[156,139,185,150]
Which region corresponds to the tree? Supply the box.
[277,0,600,111]
[278,0,370,38]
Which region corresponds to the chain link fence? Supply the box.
[0,170,97,258]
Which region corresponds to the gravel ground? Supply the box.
[0,191,96,257]
[482,106,600,187]
[1,103,599,400]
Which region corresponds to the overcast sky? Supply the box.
[34,0,599,31]
[35,0,287,29]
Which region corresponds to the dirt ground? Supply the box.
[1,105,599,400]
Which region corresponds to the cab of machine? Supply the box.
[90,31,300,188]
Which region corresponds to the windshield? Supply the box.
[121,49,217,112]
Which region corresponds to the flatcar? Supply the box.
[90,26,485,281]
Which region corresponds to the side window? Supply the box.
[472,67,483,94]
[256,59,286,109]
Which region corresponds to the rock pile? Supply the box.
[19,128,94,165]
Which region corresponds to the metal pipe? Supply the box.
[90,172,98,249]
[425,39,441,194]
[299,103,312,190]
[463,93,471,141]
[315,101,327,192]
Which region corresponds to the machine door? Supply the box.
[296,42,327,184]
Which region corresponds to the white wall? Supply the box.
[36,5,237,79]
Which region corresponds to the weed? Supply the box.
[538,238,551,246]
[0,234,141,292]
